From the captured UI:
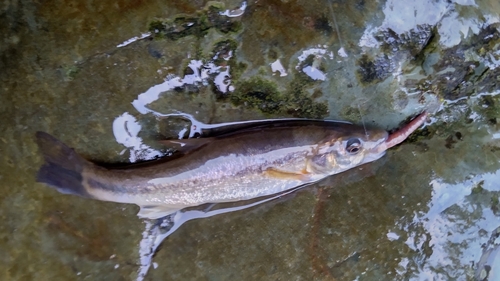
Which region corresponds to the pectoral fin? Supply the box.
[264,168,311,181]
[137,205,183,219]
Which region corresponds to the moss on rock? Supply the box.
[149,3,242,41]
[229,76,328,119]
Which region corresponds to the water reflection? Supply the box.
[112,113,163,162]
[296,46,334,81]
[219,1,248,18]
[402,172,500,280]
[476,225,500,281]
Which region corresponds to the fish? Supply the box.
[35,113,427,219]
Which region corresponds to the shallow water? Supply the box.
[1,0,500,280]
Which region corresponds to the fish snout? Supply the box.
[376,112,428,154]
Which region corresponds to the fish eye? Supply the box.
[346,138,362,155]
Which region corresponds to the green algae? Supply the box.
[211,39,247,82]
[471,180,486,195]
[211,39,238,63]
[478,94,500,125]
[229,77,282,114]
[376,25,434,59]
[356,54,392,84]
[356,25,434,85]
[229,75,328,119]
[491,195,500,215]
[426,23,500,100]
[406,126,436,144]
[149,4,241,41]
[313,14,333,36]
[60,64,80,82]
[283,76,328,118]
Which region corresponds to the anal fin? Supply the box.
[137,205,183,219]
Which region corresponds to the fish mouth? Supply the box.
[375,112,428,154]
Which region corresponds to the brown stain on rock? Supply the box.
[46,212,114,261]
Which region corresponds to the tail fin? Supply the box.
[35,131,92,198]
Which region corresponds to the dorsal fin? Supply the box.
[198,118,352,138]
[158,138,214,154]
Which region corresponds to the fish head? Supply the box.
[306,128,388,175]
[307,112,427,175]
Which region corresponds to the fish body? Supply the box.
[36,114,426,219]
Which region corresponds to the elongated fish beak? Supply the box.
[376,112,428,153]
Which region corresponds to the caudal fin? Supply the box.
[35,132,92,198]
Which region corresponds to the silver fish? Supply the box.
[36,113,427,219]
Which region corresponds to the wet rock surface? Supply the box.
[1,0,499,280]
